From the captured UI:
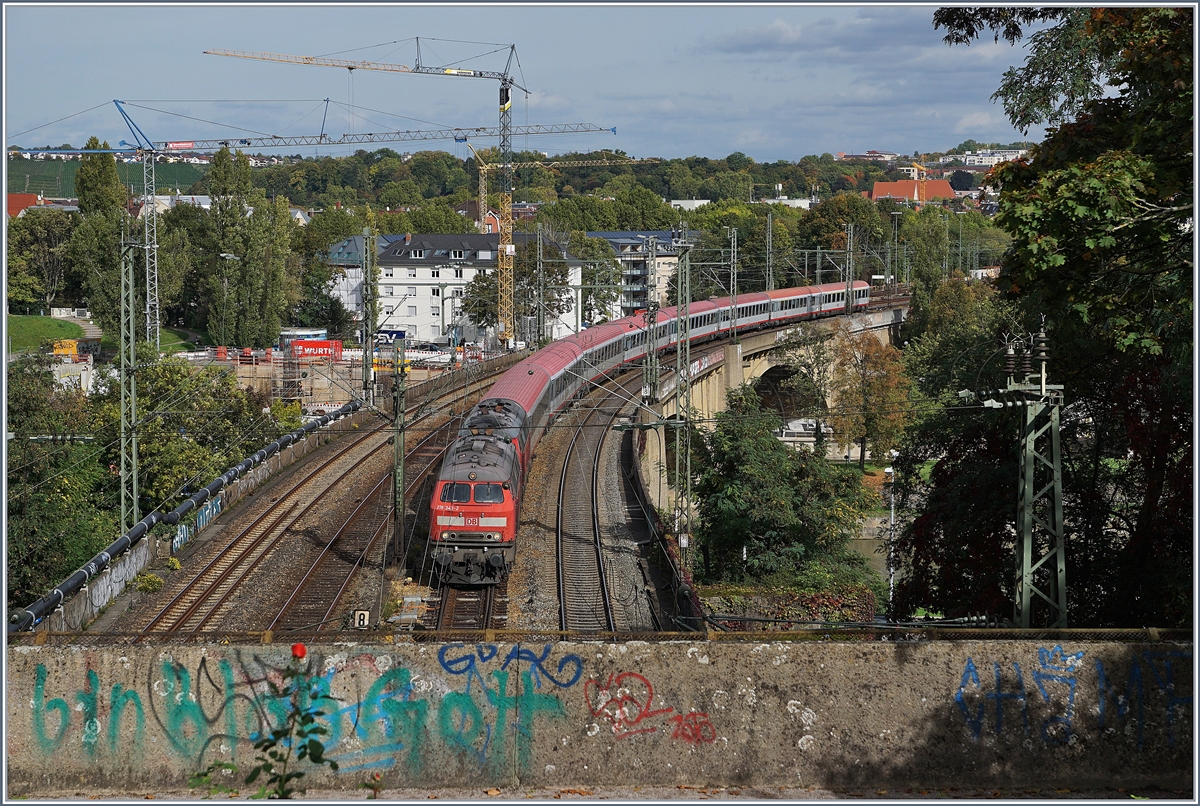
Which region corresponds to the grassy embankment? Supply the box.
[6,315,83,351]
[99,328,207,354]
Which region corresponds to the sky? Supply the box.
[3,3,1046,164]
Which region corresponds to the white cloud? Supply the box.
[954,111,999,134]
[713,18,804,54]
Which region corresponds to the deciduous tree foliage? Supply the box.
[74,137,127,216]
[692,386,877,594]
[6,208,77,309]
[893,7,1193,626]
[827,324,912,471]
[6,354,118,605]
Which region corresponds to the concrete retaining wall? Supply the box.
[6,638,1191,794]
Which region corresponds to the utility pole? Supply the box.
[536,222,545,345]
[674,246,693,572]
[119,229,139,533]
[728,228,738,343]
[844,223,855,315]
[392,337,407,575]
[641,236,659,405]
[765,210,774,291]
[964,329,1067,627]
[362,223,377,405]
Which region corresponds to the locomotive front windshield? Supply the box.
[439,482,506,503]
[473,484,505,503]
[440,483,472,503]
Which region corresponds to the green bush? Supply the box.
[134,572,164,593]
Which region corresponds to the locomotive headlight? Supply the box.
[440,531,450,540]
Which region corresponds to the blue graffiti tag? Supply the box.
[955,658,984,740]
[501,644,583,689]
[1032,646,1084,746]
[1142,650,1193,748]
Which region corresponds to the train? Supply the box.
[428,280,871,585]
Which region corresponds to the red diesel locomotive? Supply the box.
[429,281,870,585]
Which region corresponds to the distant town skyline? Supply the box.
[4,4,1047,164]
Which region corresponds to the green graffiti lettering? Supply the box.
[382,697,429,774]
[109,684,145,752]
[33,664,70,754]
[160,661,208,759]
[358,666,414,744]
[75,669,100,755]
[219,659,239,744]
[438,690,485,763]
[488,669,565,777]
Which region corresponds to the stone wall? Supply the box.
[6,638,1191,795]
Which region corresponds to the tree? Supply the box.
[692,385,877,593]
[827,324,912,470]
[6,354,118,605]
[69,209,125,338]
[74,136,127,215]
[891,7,1193,627]
[948,170,976,191]
[933,8,1115,132]
[563,232,621,326]
[459,238,571,332]
[776,322,838,457]
[207,148,293,347]
[6,208,77,308]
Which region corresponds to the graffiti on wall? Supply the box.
[172,496,223,553]
[27,642,724,780]
[954,645,1193,749]
[583,671,715,744]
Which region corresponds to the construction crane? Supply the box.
[464,143,659,233]
[207,42,532,347]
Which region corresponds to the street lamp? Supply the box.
[884,448,899,616]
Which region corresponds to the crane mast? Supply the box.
[208,42,532,347]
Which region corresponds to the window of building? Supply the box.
[410,250,424,259]
[407,305,417,316]
[407,268,417,278]
[452,288,463,298]
[407,286,417,296]
[454,268,464,279]
[451,249,465,260]
[431,267,440,278]
[385,286,393,296]
[383,267,393,278]
[384,305,393,315]
[431,287,440,297]
[431,307,440,317]
[478,250,492,260]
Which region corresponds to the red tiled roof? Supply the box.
[871,180,956,202]
[7,193,40,218]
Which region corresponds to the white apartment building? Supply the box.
[329,232,584,346]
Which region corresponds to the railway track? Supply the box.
[430,582,510,632]
[138,363,512,634]
[555,377,644,633]
[139,426,392,633]
[268,425,454,633]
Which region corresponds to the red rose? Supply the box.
[291,642,306,659]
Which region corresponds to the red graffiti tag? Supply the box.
[584,672,673,739]
[669,711,716,744]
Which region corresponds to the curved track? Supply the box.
[139,363,510,634]
[555,376,643,633]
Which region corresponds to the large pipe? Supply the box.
[8,401,362,633]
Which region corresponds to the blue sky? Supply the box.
[4,4,1045,163]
